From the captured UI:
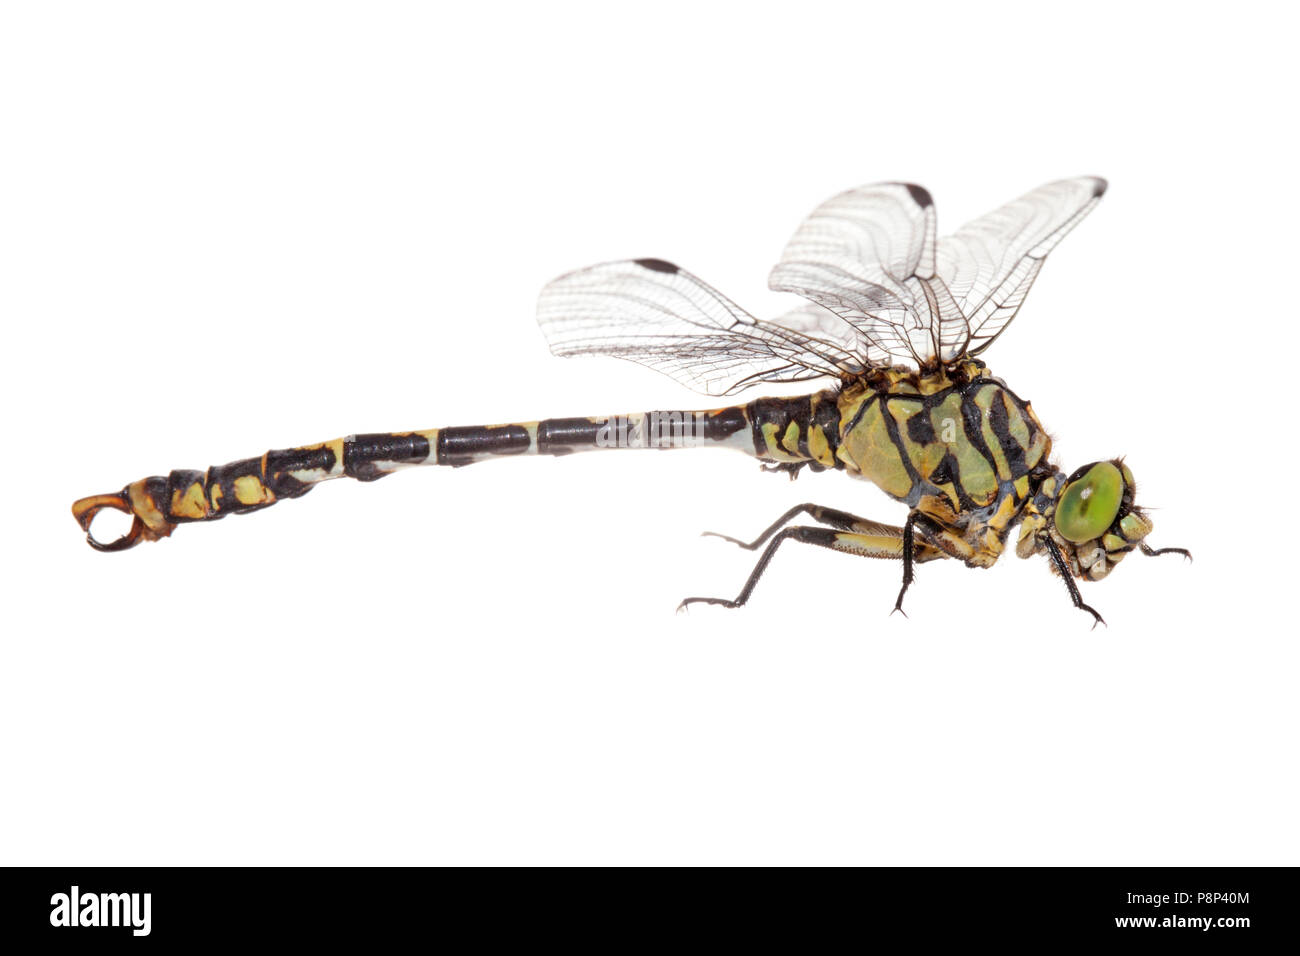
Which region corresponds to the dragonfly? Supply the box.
[72,176,1190,624]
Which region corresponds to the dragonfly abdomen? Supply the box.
[747,391,843,469]
[72,406,762,550]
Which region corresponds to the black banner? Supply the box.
[0,867,1291,945]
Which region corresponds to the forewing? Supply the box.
[536,258,863,396]
[768,182,966,368]
[938,176,1107,357]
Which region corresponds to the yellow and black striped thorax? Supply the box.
[831,360,1051,517]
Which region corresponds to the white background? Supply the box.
[2,2,1295,865]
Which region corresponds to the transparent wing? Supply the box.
[536,258,864,397]
[768,182,968,368]
[767,302,864,356]
[537,178,1107,389]
[937,176,1106,356]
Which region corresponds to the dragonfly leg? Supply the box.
[1043,537,1107,629]
[891,512,981,617]
[893,512,934,617]
[703,502,946,559]
[679,524,937,612]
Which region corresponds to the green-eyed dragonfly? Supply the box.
[72,176,1189,624]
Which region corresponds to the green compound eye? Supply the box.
[1055,462,1124,543]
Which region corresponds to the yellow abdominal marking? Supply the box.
[807,425,835,467]
[170,480,209,520]
[760,422,803,462]
[233,475,274,506]
[781,421,801,455]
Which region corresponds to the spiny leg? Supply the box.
[679,525,938,612]
[703,502,945,560]
[893,511,943,617]
[1043,537,1106,629]
[1140,542,1193,562]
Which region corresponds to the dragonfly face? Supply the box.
[1040,459,1152,581]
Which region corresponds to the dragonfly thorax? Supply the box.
[824,360,1054,569]
[835,360,1049,510]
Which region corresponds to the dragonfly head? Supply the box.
[1020,459,1152,580]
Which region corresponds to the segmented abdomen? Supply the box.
[73,407,761,549]
[747,391,843,468]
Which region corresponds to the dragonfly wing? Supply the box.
[768,182,967,368]
[539,178,1108,388]
[536,258,864,396]
[938,176,1107,357]
[767,302,865,355]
